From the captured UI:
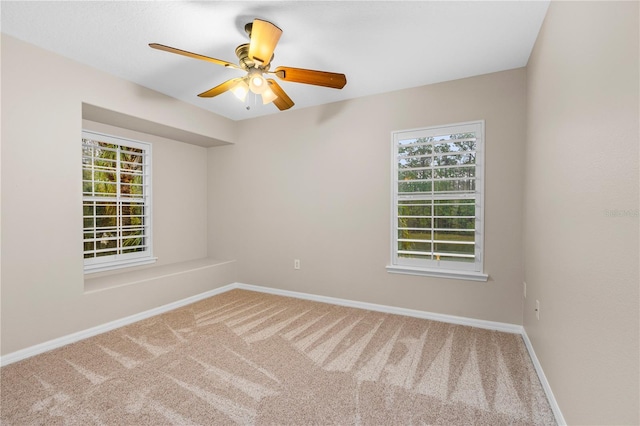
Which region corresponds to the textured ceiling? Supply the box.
[1,1,549,121]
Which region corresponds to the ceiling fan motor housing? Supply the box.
[235,43,273,72]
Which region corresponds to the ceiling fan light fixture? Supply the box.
[261,86,278,104]
[248,70,267,94]
[149,18,345,113]
[231,79,249,101]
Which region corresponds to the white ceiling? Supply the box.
[1,1,549,121]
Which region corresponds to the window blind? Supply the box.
[82,131,153,271]
[391,121,484,273]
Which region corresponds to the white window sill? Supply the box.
[84,257,158,274]
[386,265,488,282]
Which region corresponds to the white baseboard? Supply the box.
[234,283,524,334]
[0,280,563,426]
[521,329,566,425]
[2,282,523,367]
[0,283,236,367]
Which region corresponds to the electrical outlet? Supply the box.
[523,281,527,298]
[294,259,300,270]
[535,300,540,320]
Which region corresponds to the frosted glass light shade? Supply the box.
[231,80,249,101]
[261,86,278,104]
[249,75,267,94]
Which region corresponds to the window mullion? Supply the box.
[91,145,96,198]
[430,155,435,261]
[116,145,122,256]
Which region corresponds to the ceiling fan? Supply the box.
[149,19,347,111]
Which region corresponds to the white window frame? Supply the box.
[386,120,488,282]
[82,130,156,273]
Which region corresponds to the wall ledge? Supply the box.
[84,258,235,294]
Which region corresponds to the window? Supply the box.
[82,130,155,273]
[387,121,487,281]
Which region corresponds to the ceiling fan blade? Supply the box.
[248,19,282,67]
[149,43,240,69]
[274,66,346,89]
[198,77,245,98]
[267,79,294,110]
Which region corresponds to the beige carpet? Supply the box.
[1,289,556,425]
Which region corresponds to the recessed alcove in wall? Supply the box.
[81,102,235,293]
[82,103,232,148]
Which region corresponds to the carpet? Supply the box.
[1,289,556,425]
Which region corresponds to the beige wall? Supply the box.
[1,35,237,355]
[524,2,639,424]
[208,68,528,324]
[2,33,529,354]
[4,5,638,420]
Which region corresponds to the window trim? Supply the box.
[387,120,488,282]
[82,130,156,274]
